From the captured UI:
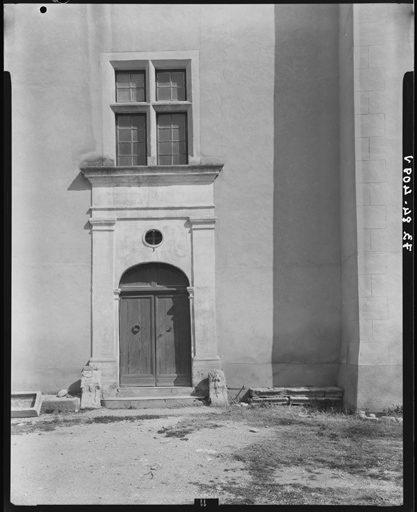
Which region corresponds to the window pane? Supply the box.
[172,141,187,155]
[118,156,131,166]
[157,113,187,165]
[117,115,131,128]
[132,115,146,130]
[137,143,146,156]
[171,87,186,101]
[117,114,146,166]
[158,128,171,142]
[172,127,186,141]
[158,142,172,155]
[118,129,131,142]
[157,87,171,101]
[132,155,147,165]
[172,113,186,127]
[130,72,144,87]
[131,88,145,102]
[116,71,145,103]
[158,155,171,165]
[172,154,187,165]
[157,114,172,127]
[156,72,171,85]
[132,129,146,142]
[116,72,130,86]
[116,89,130,102]
[171,71,185,87]
[118,143,132,156]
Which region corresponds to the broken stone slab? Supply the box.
[249,387,344,398]
[81,365,102,409]
[208,369,228,406]
[40,395,80,414]
[56,389,68,397]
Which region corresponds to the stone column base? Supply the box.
[88,358,118,398]
[192,357,222,396]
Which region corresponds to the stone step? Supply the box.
[116,386,199,398]
[247,387,344,405]
[102,396,205,409]
[249,387,344,398]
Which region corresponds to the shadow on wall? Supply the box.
[272,4,342,387]
[67,171,91,192]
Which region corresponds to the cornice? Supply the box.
[80,164,224,186]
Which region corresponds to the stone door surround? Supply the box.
[81,164,224,397]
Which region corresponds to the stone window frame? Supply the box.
[101,50,200,166]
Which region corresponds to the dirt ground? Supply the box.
[10,404,403,506]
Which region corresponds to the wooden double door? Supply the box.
[119,291,192,387]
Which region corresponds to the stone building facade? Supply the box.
[6,4,413,410]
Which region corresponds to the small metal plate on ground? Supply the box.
[11,392,43,417]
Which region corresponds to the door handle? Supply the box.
[132,324,140,334]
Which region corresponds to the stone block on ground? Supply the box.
[81,365,102,409]
[208,369,228,406]
[11,391,43,418]
[40,395,80,414]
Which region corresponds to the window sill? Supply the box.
[80,164,224,186]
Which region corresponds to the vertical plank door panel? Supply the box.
[155,294,191,386]
[120,296,155,386]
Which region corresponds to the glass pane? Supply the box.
[158,142,172,155]
[156,72,171,85]
[117,115,131,128]
[118,156,131,166]
[171,71,185,87]
[118,129,131,142]
[116,89,130,102]
[172,141,187,155]
[172,113,186,128]
[132,143,139,155]
[157,87,171,101]
[137,143,146,156]
[132,129,146,142]
[172,154,187,165]
[158,155,171,165]
[172,127,186,142]
[118,143,132,156]
[158,128,171,142]
[132,155,146,165]
[176,87,186,101]
[132,115,146,130]
[171,87,186,101]
[130,72,144,87]
[157,114,172,127]
[131,87,145,102]
[116,72,130,86]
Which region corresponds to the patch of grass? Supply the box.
[157,418,223,438]
[92,414,161,424]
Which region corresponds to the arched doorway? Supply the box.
[119,263,192,387]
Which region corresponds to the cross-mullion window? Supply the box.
[156,70,186,101]
[116,71,145,103]
[116,114,147,166]
[157,113,188,165]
